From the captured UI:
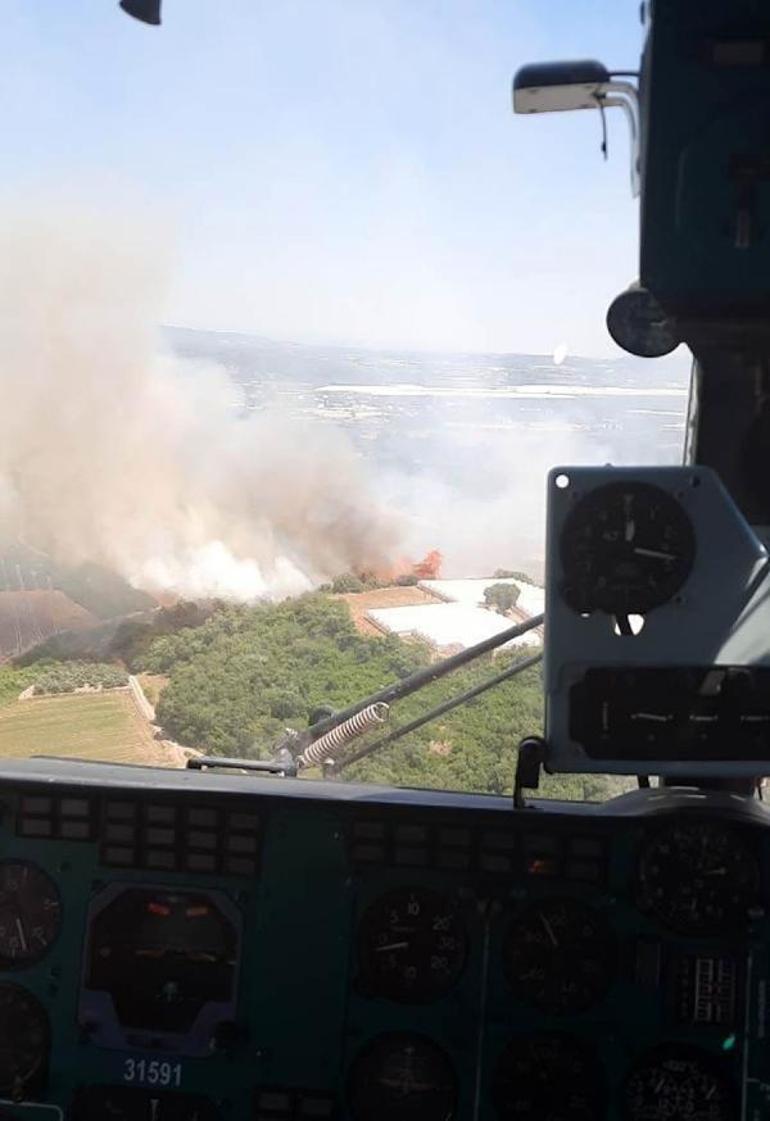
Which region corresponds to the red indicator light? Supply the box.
[147,901,171,916]
[527,857,557,876]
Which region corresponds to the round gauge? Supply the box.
[357,887,467,1003]
[492,1032,606,1121]
[503,898,615,1015]
[0,983,49,1094]
[606,286,680,358]
[623,1044,737,1121]
[636,820,759,935]
[85,888,237,1034]
[559,481,696,616]
[348,1033,456,1121]
[0,862,61,967]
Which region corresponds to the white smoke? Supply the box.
[0,207,400,600]
[383,426,613,583]
[553,342,568,366]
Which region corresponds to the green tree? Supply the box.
[31,660,128,694]
[331,573,364,594]
[483,582,521,615]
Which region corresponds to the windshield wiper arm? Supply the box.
[187,753,297,777]
[282,611,545,760]
[334,651,542,773]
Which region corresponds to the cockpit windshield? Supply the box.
[0,1,689,800]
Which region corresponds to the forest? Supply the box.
[135,594,626,801]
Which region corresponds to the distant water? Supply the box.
[167,328,691,577]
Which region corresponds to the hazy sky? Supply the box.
[4,1,646,355]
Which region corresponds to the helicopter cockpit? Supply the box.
[0,1,767,1119]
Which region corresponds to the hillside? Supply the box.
[0,589,98,658]
[135,593,625,801]
[3,589,631,800]
[51,560,155,620]
[0,542,156,660]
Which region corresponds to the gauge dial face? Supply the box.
[85,888,238,1034]
[348,1033,456,1121]
[357,887,467,1003]
[559,481,695,616]
[503,898,615,1014]
[623,1044,737,1121]
[0,983,49,1094]
[492,1032,606,1121]
[636,821,759,935]
[0,862,61,967]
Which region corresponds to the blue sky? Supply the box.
[3,1,647,355]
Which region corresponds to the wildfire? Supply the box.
[356,549,443,586]
[411,550,442,580]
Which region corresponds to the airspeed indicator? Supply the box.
[356,887,467,1003]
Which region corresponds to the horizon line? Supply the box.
[161,322,690,366]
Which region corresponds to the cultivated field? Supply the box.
[337,585,440,635]
[0,692,181,767]
[0,589,98,658]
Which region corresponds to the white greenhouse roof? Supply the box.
[367,602,542,651]
[420,577,545,618]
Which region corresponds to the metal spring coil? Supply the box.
[299,702,390,768]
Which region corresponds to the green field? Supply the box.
[0,692,177,766]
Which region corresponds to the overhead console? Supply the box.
[0,758,768,1120]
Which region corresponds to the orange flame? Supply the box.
[355,549,442,585]
[412,550,442,580]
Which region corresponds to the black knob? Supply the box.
[211,1020,247,1052]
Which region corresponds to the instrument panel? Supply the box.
[544,465,770,779]
[0,759,769,1120]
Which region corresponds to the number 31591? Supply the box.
[123,1058,183,1088]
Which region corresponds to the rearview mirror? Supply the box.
[513,61,611,114]
[119,0,161,25]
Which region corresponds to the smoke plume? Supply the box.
[0,209,400,600]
